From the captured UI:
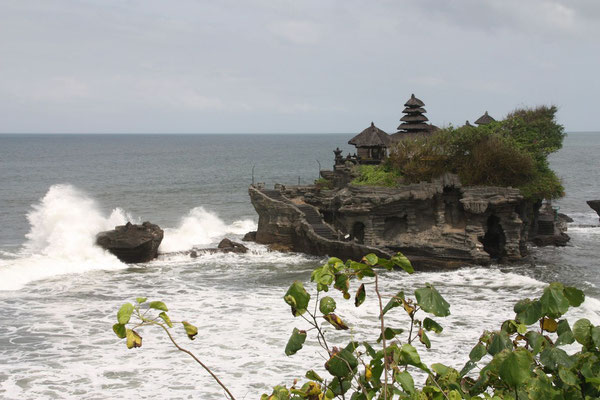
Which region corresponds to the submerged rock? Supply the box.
[96,222,163,263]
[242,231,257,242]
[217,238,248,253]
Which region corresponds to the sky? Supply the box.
[1,0,599,133]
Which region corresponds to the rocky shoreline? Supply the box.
[247,174,570,269]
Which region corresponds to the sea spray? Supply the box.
[0,185,258,290]
[159,206,256,253]
[0,184,129,291]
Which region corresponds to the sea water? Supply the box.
[0,133,599,399]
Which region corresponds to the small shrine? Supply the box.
[474,111,495,126]
[347,122,391,165]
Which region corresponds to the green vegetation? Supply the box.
[355,106,566,201]
[315,177,334,189]
[112,251,600,399]
[351,165,401,187]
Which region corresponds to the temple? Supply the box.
[247,94,568,268]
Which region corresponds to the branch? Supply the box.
[153,322,237,400]
[374,272,390,399]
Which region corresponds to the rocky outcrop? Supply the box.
[96,222,163,263]
[249,186,392,262]
[250,174,541,268]
[191,238,249,256]
[586,200,600,219]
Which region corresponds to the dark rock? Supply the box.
[96,222,163,263]
[268,243,293,253]
[531,232,570,247]
[249,174,530,268]
[190,250,198,258]
[558,213,574,223]
[586,200,600,219]
[217,238,248,253]
[242,231,257,242]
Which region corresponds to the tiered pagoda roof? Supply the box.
[395,94,431,135]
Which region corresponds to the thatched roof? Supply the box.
[348,122,391,147]
[396,122,430,131]
[400,114,429,123]
[405,94,425,107]
[402,107,426,114]
[474,111,495,125]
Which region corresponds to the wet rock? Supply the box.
[268,243,293,253]
[217,238,248,253]
[190,250,198,258]
[96,222,163,263]
[586,200,600,219]
[242,231,257,242]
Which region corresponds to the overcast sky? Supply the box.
[1,0,599,133]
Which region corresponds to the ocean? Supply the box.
[0,132,599,399]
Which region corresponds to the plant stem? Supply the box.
[154,322,236,400]
[374,272,389,399]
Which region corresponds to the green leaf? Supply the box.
[514,299,543,325]
[312,266,334,288]
[395,370,415,394]
[363,253,378,266]
[525,331,546,355]
[377,327,404,343]
[487,331,512,356]
[135,297,147,304]
[555,319,574,346]
[469,343,487,362]
[333,274,349,294]
[182,321,198,340]
[539,347,574,371]
[112,323,126,339]
[573,318,593,346]
[381,291,405,317]
[498,348,533,388]
[125,329,142,349]
[592,326,600,348]
[423,317,443,333]
[325,349,358,378]
[149,301,168,312]
[399,344,429,371]
[563,286,585,307]
[158,312,173,328]
[354,283,366,307]
[391,252,414,274]
[540,282,569,318]
[558,366,578,386]
[284,281,310,317]
[117,302,134,324]
[319,296,336,314]
[419,330,431,349]
[305,370,323,383]
[415,284,450,317]
[284,327,307,356]
[460,360,477,377]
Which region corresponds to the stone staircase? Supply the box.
[260,189,338,241]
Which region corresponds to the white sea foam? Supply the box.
[159,206,256,253]
[0,185,258,291]
[0,185,128,291]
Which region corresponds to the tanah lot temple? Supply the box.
[247,94,566,269]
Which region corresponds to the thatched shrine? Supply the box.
[347,122,391,164]
[474,111,495,125]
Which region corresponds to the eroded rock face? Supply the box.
[249,174,539,268]
[587,200,600,219]
[96,222,163,263]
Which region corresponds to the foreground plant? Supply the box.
[262,255,600,400]
[111,297,236,400]
[111,253,600,399]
